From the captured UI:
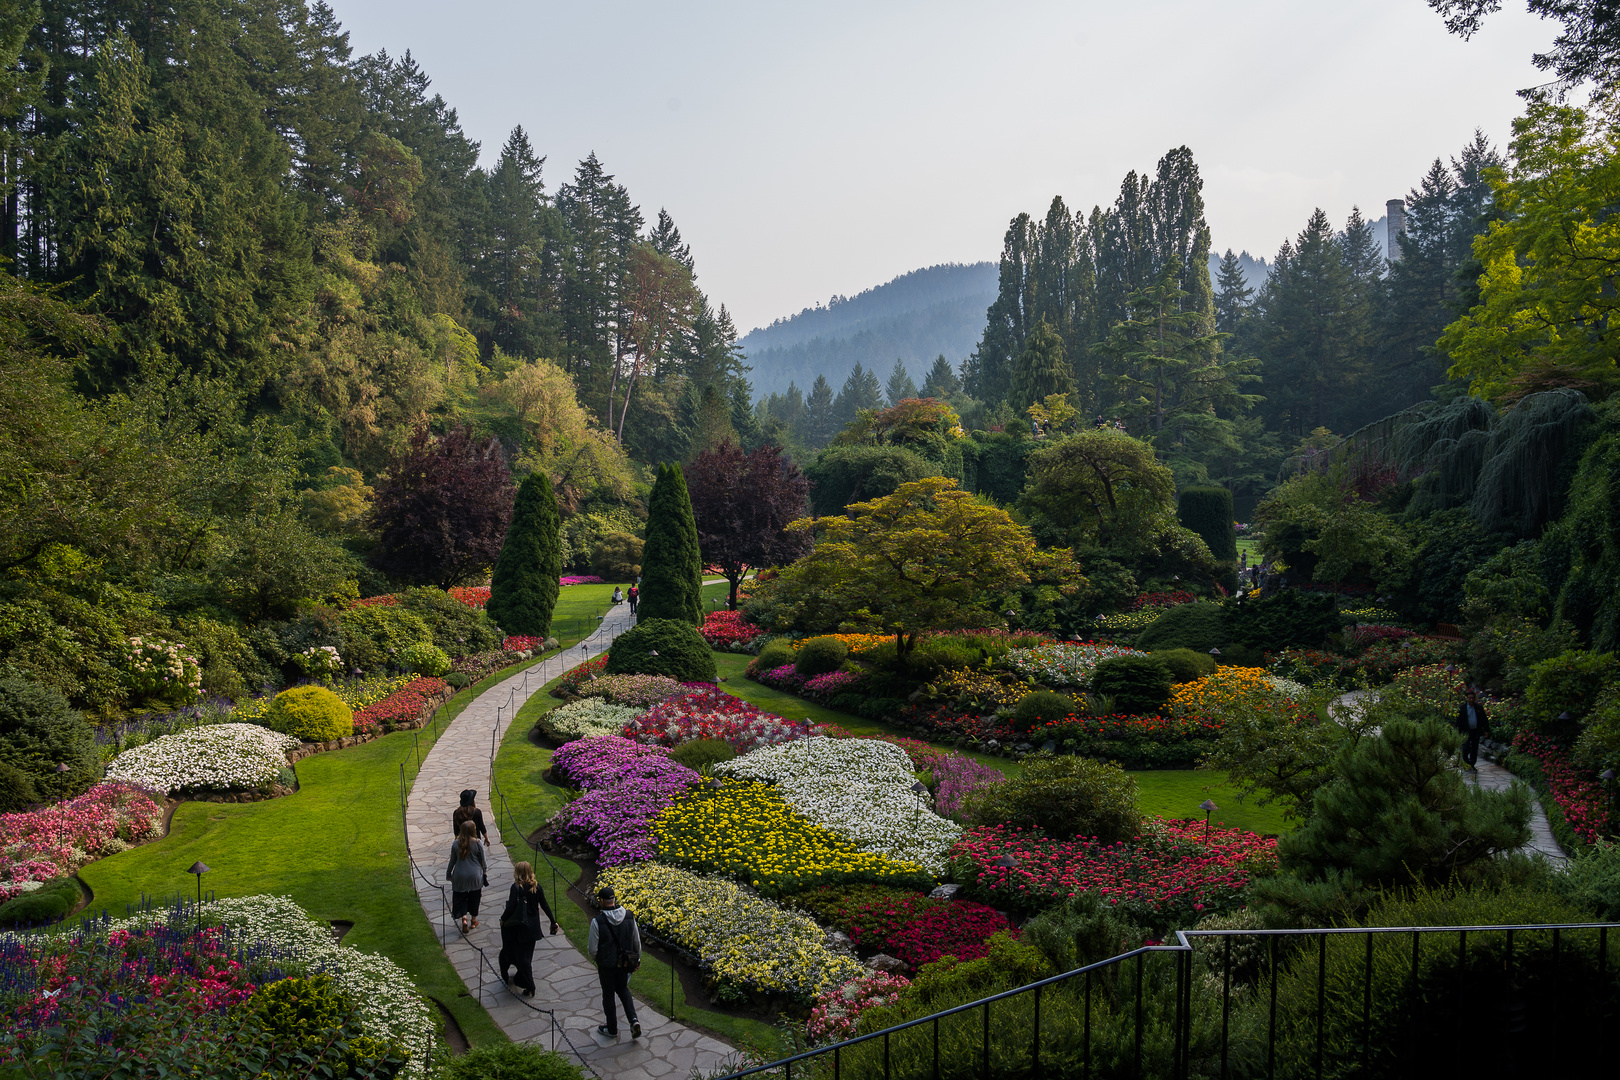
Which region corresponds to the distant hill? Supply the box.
[741,262,997,398]
[1209,249,1271,293]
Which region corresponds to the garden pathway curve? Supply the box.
[1329,691,1567,864]
[405,593,740,1080]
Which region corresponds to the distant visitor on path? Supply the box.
[1456,685,1491,771]
[447,818,487,932]
[499,860,558,998]
[612,585,623,604]
[589,886,642,1040]
[453,788,488,843]
[627,585,638,617]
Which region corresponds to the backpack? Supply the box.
[595,911,641,972]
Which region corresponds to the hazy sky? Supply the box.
[329,0,1553,332]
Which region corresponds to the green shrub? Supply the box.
[397,587,500,656]
[0,668,99,803]
[602,618,716,682]
[247,975,402,1074]
[1525,648,1620,737]
[752,638,795,672]
[1151,647,1217,682]
[1227,589,1338,653]
[669,738,736,771]
[1553,840,1620,920]
[265,685,354,742]
[794,636,849,677]
[1133,601,1229,652]
[804,444,941,516]
[439,1042,585,1080]
[1010,690,1077,732]
[0,876,81,926]
[1088,655,1173,714]
[445,672,472,690]
[903,639,982,681]
[0,759,39,812]
[591,531,644,581]
[1177,486,1237,562]
[1020,892,1148,974]
[969,755,1140,843]
[337,606,432,675]
[399,641,451,677]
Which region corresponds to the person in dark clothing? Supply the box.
[446,819,487,932]
[453,789,488,843]
[499,860,558,997]
[1456,686,1491,770]
[588,886,641,1040]
[626,585,638,617]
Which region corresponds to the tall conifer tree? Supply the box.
[1214,249,1254,334]
[639,463,702,624]
[486,471,562,635]
[885,359,918,406]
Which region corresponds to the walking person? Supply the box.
[1456,685,1491,771]
[446,819,487,932]
[627,584,638,618]
[588,886,641,1040]
[452,789,488,844]
[498,861,558,998]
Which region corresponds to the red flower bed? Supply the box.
[894,705,1017,744]
[949,819,1277,926]
[503,635,544,652]
[623,686,816,753]
[449,585,490,608]
[559,655,608,694]
[352,677,445,734]
[1129,590,1196,611]
[1348,625,1415,648]
[700,609,762,648]
[352,594,398,608]
[843,896,1012,968]
[1513,731,1612,843]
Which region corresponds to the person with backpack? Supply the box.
[626,584,638,617]
[588,886,641,1040]
[498,861,558,998]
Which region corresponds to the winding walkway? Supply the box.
[404,600,738,1079]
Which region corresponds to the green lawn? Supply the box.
[1128,770,1290,836]
[494,666,786,1056]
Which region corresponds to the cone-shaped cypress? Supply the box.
[486,472,561,636]
[639,463,703,624]
[1177,486,1237,562]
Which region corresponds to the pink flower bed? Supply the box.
[1,782,166,900]
[808,970,912,1043]
[503,635,544,652]
[1514,731,1611,843]
[622,686,818,753]
[700,609,763,648]
[561,575,605,586]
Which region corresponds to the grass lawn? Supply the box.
[494,667,786,1056]
[1128,770,1290,836]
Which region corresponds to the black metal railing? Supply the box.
[714,922,1619,1080]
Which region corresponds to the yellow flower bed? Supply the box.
[652,779,930,897]
[933,669,1030,710]
[790,633,891,656]
[597,862,862,1000]
[1169,667,1289,719]
[232,675,412,724]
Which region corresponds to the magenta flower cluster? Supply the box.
[550,737,699,865]
[929,753,1007,818]
[624,686,817,753]
[1,782,166,900]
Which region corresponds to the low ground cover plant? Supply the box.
[574,673,683,708]
[624,686,817,752]
[1001,641,1146,688]
[808,969,911,1043]
[0,781,164,901]
[1032,713,1223,769]
[537,698,643,741]
[106,723,299,794]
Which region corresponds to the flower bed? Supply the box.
[624,686,818,753]
[928,670,1031,711]
[1355,636,1467,683]
[1385,664,1463,713]
[560,574,605,586]
[450,650,516,681]
[1002,641,1147,688]
[576,673,684,708]
[930,753,1006,818]
[596,861,863,1001]
[1168,666,1300,719]
[0,782,165,901]
[550,773,696,865]
[1511,732,1610,845]
[1129,590,1197,611]
[1269,648,1361,689]
[106,724,300,795]
[787,883,1014,969]
[895,706,1017,745]
[449,585,490,608]
[700,610,764,650]
[809,970,911,1043]
[537,699,644,741]
[653,779,932,896]
[1346,624,1415,649]
[948,820,1277,926]
[352,676,447,735]
[550,735,694,791]
[1031,713,1223,769]
[1094,610,1161,633]
[557,654,609,695]
[503,635,544,652]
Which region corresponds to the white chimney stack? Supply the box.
[1386,198,1406,261]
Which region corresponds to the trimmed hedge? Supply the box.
[603,619,717,682]
[265,685,354,742]
[1152,648,1218,683]
[669,738,737,771]
[1012,690,1078,733]
[794,636,848,677]
[1088,656,1173,715]
[1134,602,1229,653]
[487,472,563,636]
[0,669,99,805]
[1177,486,1237,562]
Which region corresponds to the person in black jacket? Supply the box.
[499,861,558,997]
[588,886,641,1040]
[452,789,488,843]
[1456,685,1491,771]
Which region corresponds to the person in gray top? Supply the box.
[589,886,642,1040]
[447,818,487,932]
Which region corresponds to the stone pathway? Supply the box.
[405,597,739,1079]
[1329,691,1567,863]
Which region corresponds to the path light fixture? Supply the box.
[56,762,70,773]
[186,861,210,924]
[993,854,1020,869]
[648,650,658,658]
[911,781,928,796]
[1199,799,1218,844]
[1559,711,1574,722]
[1602,769,1617,782]
[1208,648,1221,656]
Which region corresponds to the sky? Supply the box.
[330,0,1554,333]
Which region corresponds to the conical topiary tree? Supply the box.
[638,463,702,624]
[486,472,561,636]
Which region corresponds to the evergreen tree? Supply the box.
[884,358,918,406]
[648,207,693,270]
[921,354,960,399]
[964,213,1036,404]
[832,362,883,429]
[638,463,702,624]
[1213,249,1254,334]
[802,373,836,448]
[1010,319,1074,412]
[685,383,738,461]
[486,471,561,635]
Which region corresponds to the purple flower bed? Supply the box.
[932,753,1006,818]
[805,670,866,695]
[755,663,806,692]
[755,664,868,703]
[560,575,606,586]
[548,736,700,865]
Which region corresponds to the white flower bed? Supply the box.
[539,698,644,740]
[106,723,299,793]
[716,737,961,873]
[113,894,436,1078]
[1002,641,1146,688]
[1264,675,1311,700]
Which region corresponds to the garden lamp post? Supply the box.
[1199,800,1218,845]
[187,861,210,924]
[993,854,1020,870]
[1603,770,1617,823]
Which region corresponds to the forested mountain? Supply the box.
[1205,250,1268,292]
[740,263,996,398]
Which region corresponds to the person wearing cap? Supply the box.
[588,886,642,1040]
[453,789,488,843]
